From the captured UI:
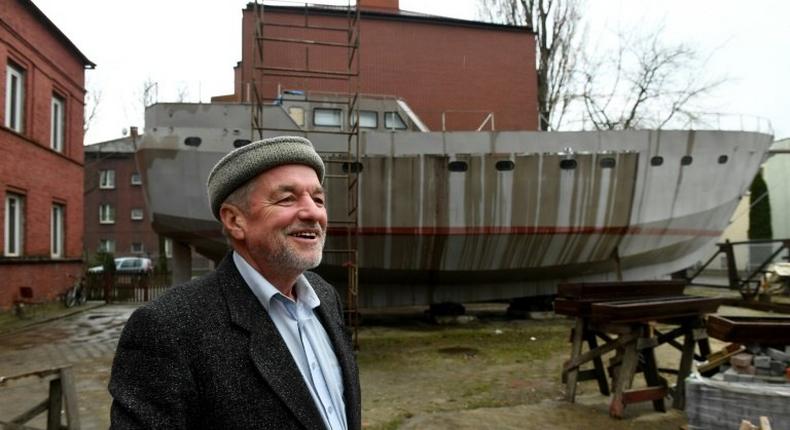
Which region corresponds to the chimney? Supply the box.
[358,0,399,11]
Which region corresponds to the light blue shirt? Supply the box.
[233,252,347,430]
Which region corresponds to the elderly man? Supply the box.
[109,136,361,430]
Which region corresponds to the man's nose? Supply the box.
[297,195,325,220]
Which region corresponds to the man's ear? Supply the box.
[219,204,246,241]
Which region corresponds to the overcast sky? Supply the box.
[31,0,789,144]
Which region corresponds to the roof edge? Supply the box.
[20,0,96,68]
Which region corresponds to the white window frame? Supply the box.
[51,203,65,258]
[99,170,116,189]
[164,238,173,258]
[5,63,25,133]
[350,110,378,129]
[130,208,144,221]
[384,112,407,130]
[51,94,65,152]
[313,108,342,128]
[99,239,115,254]
[4,193,24,256]
[99,204,115,224]
[130,172,142,185]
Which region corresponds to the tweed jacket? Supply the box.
[109,254,361,430]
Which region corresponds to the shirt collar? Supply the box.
[232,251,321,312]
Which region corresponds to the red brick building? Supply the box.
[84,136,162,262]
[0,0,93,310]
[231,0,538,131]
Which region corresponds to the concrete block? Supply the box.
[723,368,740,382]
[770,360,786,376]
[754,355,771,369]
[730,353,753,368]
[767,347,790,363]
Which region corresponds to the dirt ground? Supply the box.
[0,299,784,429]
[356,305,689,430]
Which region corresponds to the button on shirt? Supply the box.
[233,253,347,430]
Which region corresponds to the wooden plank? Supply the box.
[564,332,638,372]
[621,386,668,405]
[47,377,62,430]
[707,315,790,344]
[672,327,696,410]
[565,318,585,402]
[60,367,80,430]
[586,331,610,396]
[9,398,48,425]
[557,280,686,300]
[640,348,666,412]
[609,338,641,418]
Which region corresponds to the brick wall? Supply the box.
[238,7,538,131]
[0,0,90,310]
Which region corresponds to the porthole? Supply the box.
[233,139,251,148]
[559,159,577,170]
[599,157,616,168]
[718,155,729,164]
[650,156,664,166]
[495,160,515,171]
[184,137,202,147]
[448,161,468,172]
[681,155,693,166]
[342,162,364,173]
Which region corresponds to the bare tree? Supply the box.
[578,25,725,130]
[479,0,583,130]
[83,86,102,133]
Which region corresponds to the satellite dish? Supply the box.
[122,128,128,136]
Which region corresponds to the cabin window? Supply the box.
[233,139,251,148]
[288,107,305,126]
[448,161,468,172]
[681,155,693,166]
[650,156,664,166]
[314,108,342,128]
[495,160,515,171]
[599,157,616,168]
[560,159,577,170]
[350,110,377,129]
[718,155,729,164]
[342,162,364,173]
[384,112,407,130]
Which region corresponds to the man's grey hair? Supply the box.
[219,178,257,241]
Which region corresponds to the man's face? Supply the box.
[233,164,327,276]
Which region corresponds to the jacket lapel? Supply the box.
[216,256,326,430]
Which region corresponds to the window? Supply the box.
[164,238,173,258]
[384,112,407,130]
[99,204,115,224]
[131,208,144,220]
[51,204,64,258]
[51,94,65,152]
[495,160,515,171]
[130,172,142,185]
[5,63,25,132]
[718,155,729,164]
[99,239,115,253]
[448,161,468,172]
[560,159,577,170]
[350,110,378,129]
[287,106,305,126]
[681,155,693,166]
[131,242,144,254]
[99,170,115,189]
[314,108,342,127]
[599,158,616,168]
[4,193,24,256]
[650,156,664,166]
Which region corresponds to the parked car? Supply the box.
[88,257,153,274]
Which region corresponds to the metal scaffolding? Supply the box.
[250,0,361,346]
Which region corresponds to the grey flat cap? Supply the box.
[206,136,325,220]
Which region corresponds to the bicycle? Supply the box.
[64,274,87,308]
